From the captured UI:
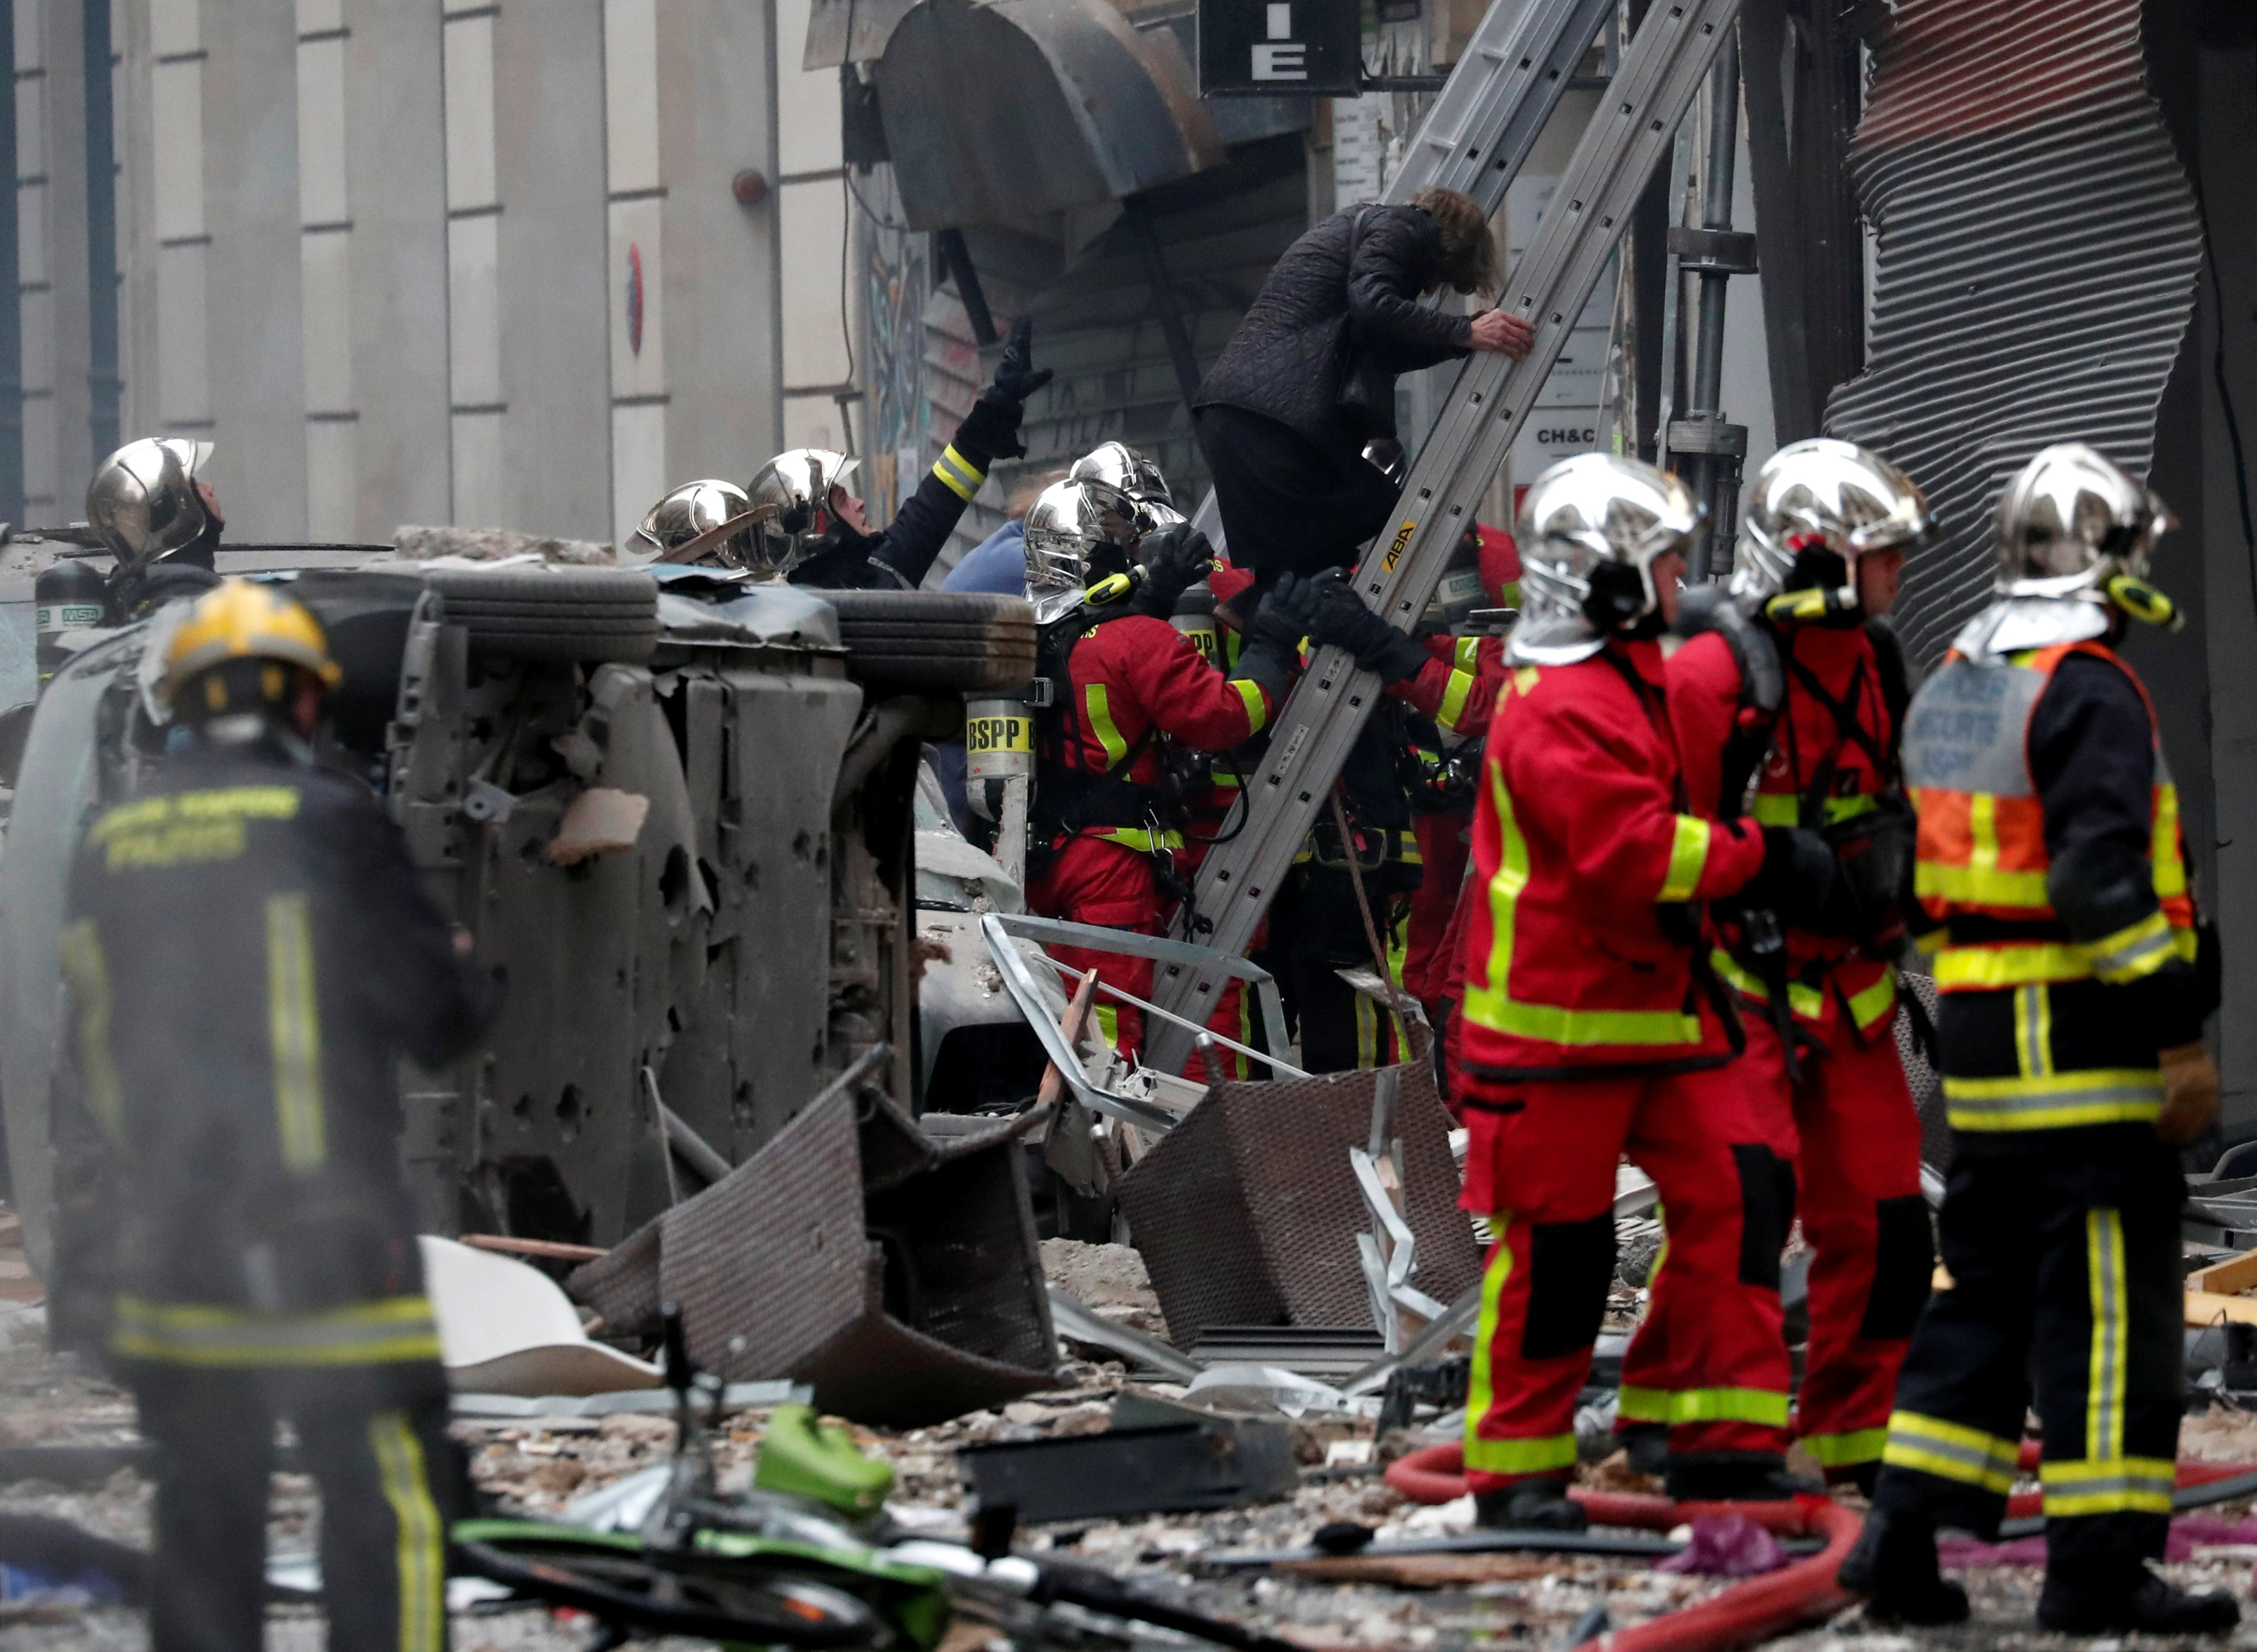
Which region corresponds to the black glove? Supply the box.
[1744,826,1845,929]
[1232,571,1325,699]
[956,317,1054,462]
[1248,572,1325,659]
[1307,581,1432,682]
[1131,524,1214,618]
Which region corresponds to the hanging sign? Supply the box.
[1198,0,1362,97]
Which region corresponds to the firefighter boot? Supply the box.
[1619,1422,1668,1479]
[1473,1477,1588,1533]
[1662,1456,1822,1502]
[2037,1564,2238,1635]
[1836,1509,1969,1626]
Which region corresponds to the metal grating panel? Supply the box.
[1893,969,1949,1177]
[1118,1059,1481,1348]
[1822,0,2202,667]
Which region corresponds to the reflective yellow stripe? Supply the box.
[2154,783,2187,898]
[1617,1384,1671,1424]
[1913,859,2053,907]
[266,892,326,1172]
[1454,636,1482,671]
[2040,1455,2174,1517]
[1712,950,1826,1020]
[1658,814,1711,903]
[1612,1384,1788,1427]
[56,920,125,1145]
[932,444,985,502]
[1969,791,2002,885]
[1933,941,2089,988]
[1089,827,1185,852]
[2087,1208,2125,1462]
[2015,985,2053,1080]
[1752,792,1877,828]
[1465,765,1702,1047]
[1465,1214,1517,1468]
[1436,668,1476,731]
[2087,909,2176,984]
[110,1294,442,1367]
[1232,675,1269,734]
[1663,1387,1790,1427]
[1943,1069,2163,1132]
[1094,1003,1121,1049]
[1846,968,1897,1030]
[1802,1427,1890,1468]
[370,1411,445,1652]
[1084,683,1129,771]
[1463,1430,1579,1475]
[1882,1411,2018,1494]
[1355,996,1379,1070]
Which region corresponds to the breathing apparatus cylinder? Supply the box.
[35,558,108,687]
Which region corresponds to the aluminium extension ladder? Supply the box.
[1148,0,1747,1069]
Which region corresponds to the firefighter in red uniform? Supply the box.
[1395,527,1517,1027]
[1018,478,1319,1057]
[1617,441,1940,1493]
[1457,453,1846,1527]
[1840,446,2234,1634]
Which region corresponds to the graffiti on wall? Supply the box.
[856,168,931,526]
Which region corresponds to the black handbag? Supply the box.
[1334,208,1397,443]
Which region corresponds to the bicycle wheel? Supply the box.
[455,1522,879,1647]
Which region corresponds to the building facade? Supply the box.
[16,0,788,549]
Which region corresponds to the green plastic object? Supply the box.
[755,1403,896,1517]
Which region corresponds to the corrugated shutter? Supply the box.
[1823,0,2202,667]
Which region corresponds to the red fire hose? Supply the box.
[1385,1441,2257,1651]
[1385,1444,1858,1651]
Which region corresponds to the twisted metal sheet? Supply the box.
[1823,0,2201,667]
[1118,1059,1480,1348]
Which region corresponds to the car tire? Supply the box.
[419,565,660,664]
[822,591,1036,693]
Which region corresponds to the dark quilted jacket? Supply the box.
[1195,204,1473,453]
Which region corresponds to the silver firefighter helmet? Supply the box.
[629,478,759,567]
[1021,479,1131,618]
[745,448,862,576]
[1069,442,1172,547]
[1070,441,1170,506]
[1955,443,2176,657]
[1510,452,1700,666]
[1730,438,1934,611]
[86,437,217,571]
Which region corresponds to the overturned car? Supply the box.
[0,547,1043,1270]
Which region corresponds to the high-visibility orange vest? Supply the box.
[1902,639,2194,993]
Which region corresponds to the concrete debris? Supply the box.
[13,1304,2257,1651]
[391,526,616,564]
[448,1381,805,1420]
[541,785,650,867]
[1038,1239,1165,1337]
[1180,1364,1374,1421]
[1046,1288,1203,1381]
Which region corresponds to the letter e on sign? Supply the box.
[1200,0,1358,95]
[1252,41,1306,77]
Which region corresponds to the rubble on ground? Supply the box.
[10,1217,2257,1649]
